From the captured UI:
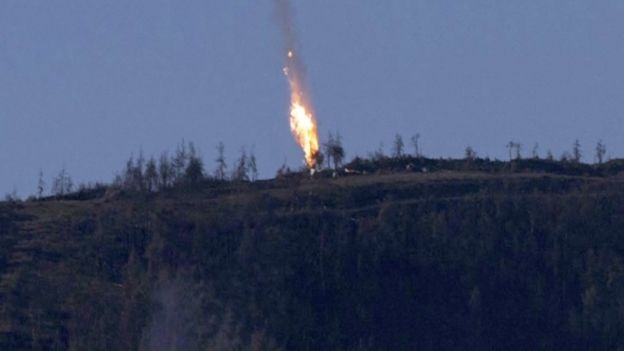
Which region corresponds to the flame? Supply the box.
[283,50,319,168]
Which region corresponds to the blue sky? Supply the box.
[1,1,623,196]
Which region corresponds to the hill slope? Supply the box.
[1,170,624,350]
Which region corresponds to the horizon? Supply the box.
[2,1,623,196]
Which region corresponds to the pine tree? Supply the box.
[158,152,173,189]
[215,142,227,180]
[248,151,258,181]
[37,170,46,198]
[145,157,159,192]
[595,140,606,164]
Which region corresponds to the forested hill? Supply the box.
[2,164,624,350]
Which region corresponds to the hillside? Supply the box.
[2,167,624,350]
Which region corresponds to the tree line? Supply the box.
[14,134,614,200]
[112,141,260,193]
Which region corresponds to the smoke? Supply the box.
[140,278,202,351]
[274,0,307,95]
[139,275,278,351]
[274,0,321,168]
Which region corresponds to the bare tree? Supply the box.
[37,170,46,198]
[464,146,477,160]
[410,134,421,157]
[330,133,345,169]
[532,143,539,159]
[51,167,73,196]
[595,140,606,164]
[572,139,582,163]
[392,134,404,158]
[506,141,521,160]
[215,142,227,180]
[371,141,385,161]
[324,132,345,170]
[324,132,335,169]
[122,153,145,191]
[248,151,258,181]
[232,148,249,181]
[4,188,19,203]
[506,141,514,161]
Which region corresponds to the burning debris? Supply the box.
[275,0,320,169]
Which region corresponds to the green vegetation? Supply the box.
[2,154,624,350]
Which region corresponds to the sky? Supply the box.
[1,0,623,196]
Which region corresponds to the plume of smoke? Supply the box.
[274,0,308,94]
[139,278,202,351]
[139,275,279,351]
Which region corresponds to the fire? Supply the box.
[283,50,320,168]
[288,93,319,168]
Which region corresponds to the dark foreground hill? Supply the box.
[2,169,624,350]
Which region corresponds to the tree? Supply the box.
[51,167,73,196]
[324,132,345,170]
[330,133,345,169]
[185,157,204,185]
[572,139,582,163]
[546,150,554,161]
[248,151,258,181]
[173,141,188,181]
[324,133,335,169]
[532,143,539,159]
[183,142,204,184]
[122,154,145,191]
[410,134,421,157]
[136,150,146,189]
[371,141,385,161]
[560,151,572,162]
[159,152,173,189]
[232,148,248,181]
[215,142,227,180]
[145,157,159,192]
[506,141,515,161]
[595,140,606,164]
[37,170,46,199]
[4,188,19,202]
[506,141,521,160]
[312,150,324,171]
[464,146,477,161]
[123,155,135,188]
[392,134,404,158]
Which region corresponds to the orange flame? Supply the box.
[283,51,319,168]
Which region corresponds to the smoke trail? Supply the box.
[274,0,306,88]
[274,0,321,168]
